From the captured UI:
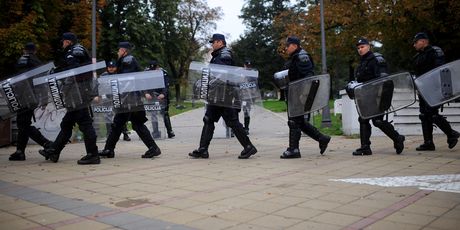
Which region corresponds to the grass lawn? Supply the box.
[263,99,343,136]
[169,101,205,116]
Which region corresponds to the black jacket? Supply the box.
[16,53,42,73]
[57,44,91,72]
[355,51,388,83]
[210,46,234,66]
[413,45,445,77]
[117,54,141,74]
[286,48,314,82]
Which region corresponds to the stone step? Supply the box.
[393,115,460,124]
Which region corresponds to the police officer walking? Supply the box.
[350,38,405,156]
[9,42,52,161]
[39,32,100,164]
[188,33,257,159]
[146,60,175,138]
[280,36,331,159]
[412,32,459,151]
[99,42,161,158]
[100,61,131,141]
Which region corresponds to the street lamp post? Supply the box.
[320,0,332,127]
[91,0,97,63]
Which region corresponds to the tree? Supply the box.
[0,0,104,78]
[273,0,460,98]
[232,0,290,99]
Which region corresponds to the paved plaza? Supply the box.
[0,106,459,230]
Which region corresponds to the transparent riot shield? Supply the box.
[95,70,165,114]
[188,61,262,109]
[145,101,166,140]
[273,70,289,89]
[354,72,416,119]
[287,74,330,117]
[0,62,55,120]
[415,59,460,107]
[33,61,106,112]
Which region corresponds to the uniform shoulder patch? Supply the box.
[373,53,386,65]
[122,55,134,64]
[298,50,311,63]
[71,45,87,57]
[220,48,232,60]
[432,46,444,58]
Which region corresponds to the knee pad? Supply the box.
[225,119,239,128]
[372,119,385,128]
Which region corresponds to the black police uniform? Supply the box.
[189,46,257,159]
[413,45,459,150]
[99,69,131,141]
[99,54,161,158]
[353,51,405,155]
[147,66,175,139]
[281,47,331,159]
[9,52,52,161]
[39,43,100,164]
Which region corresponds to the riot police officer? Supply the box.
[99,42,161,158]
[188,33,257,159]
[280,36,331,159]
[39,32,100,164]
[412,32,459,150]
[9,42,52,161]
[350,38,405,156]
[100,61,131,141]
[146,60,175,138]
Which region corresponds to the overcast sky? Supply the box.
[206,0,246,43]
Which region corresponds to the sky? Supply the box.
[206,0,246,43]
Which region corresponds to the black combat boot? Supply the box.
[281,127,301,159]
[9,150,26,161]
[164,113,175,138]
[416,141,435,151]
[239,145,257,159]
[352,145,373,155]
[77,153,101,165]
[416,119,435,151]
[39,148,60,163]
[374,120,405,154]
[189,121,214,158]
[300,122,331,155]
[394,135,405,154]
[189,147,209,159]
[99,149,115,158]
[433,114,460,149]
[231,123,257,159]
[353,121,372,156]
[447,130,460,149]
[142,144,162,158]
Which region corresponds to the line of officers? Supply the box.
[6,32,459,165]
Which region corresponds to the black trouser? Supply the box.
[198,105,252,150]
[358,115,399,147]
[243,104,250,130]
[16,108,49,152]
[105,110,156,151]
[287,115,323,149]
[163,103,173,133]
[51,107,98,154]
[418,96,455,142]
